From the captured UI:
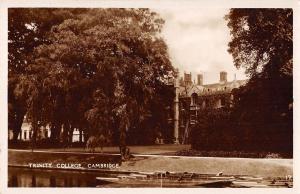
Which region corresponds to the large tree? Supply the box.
[27,9,173,158]
[9,8,88,143]
[226,9,293,153]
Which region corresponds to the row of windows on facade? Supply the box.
[183,94,233,109]
[202,86,230,93]
[180,87,231,98]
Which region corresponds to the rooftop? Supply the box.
[179,79,248,97]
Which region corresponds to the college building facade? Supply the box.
[173,70,247,144]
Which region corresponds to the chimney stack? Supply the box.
[197,74,203,85]
[220,71,227,83]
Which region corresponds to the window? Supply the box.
[202,100,206,108]
[191,93,198,106]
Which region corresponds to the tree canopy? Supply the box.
[8,8,174,155]
[226,9,292,77]
[225,9,293,153]
[9,8,88,142]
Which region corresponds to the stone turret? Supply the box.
[184,72,192,86]
[220,71,227,83]
[197,74,203,85]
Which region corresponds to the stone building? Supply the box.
[173,70,248,144]
[8,117,84,143]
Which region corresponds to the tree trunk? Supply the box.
[68,125,74,146]
[62,123,69,144]
[12,130,20,142]
[119,112,130,161]
[12,109,26,142]
[79,129,83,143]
[31,111,38,151]
[50,125,57,142]
[83,131,89,144]
[50,123,61,143]
[119,128,127,160]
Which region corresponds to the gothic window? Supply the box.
[202,100,206,108]
[191,93,198,106]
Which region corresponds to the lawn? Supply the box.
[8,149,292,178]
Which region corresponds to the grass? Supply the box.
[9,144,191,155]
[8,149,293,178]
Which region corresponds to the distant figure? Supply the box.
[155,131,164,144]
[85,134,107,153]
[86,136,98,153]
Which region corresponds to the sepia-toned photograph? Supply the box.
[4,2,294,189]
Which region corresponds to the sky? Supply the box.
[156,8,248,84]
